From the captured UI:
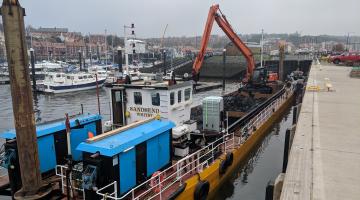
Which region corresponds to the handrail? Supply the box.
[95,84,294,200]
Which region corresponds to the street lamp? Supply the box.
[222,48,226,91]
[117,46,123,74]
[78,50,82,71]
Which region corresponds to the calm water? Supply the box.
[0,81,240,132]
[214,107,293,200]
[0,81,292,200]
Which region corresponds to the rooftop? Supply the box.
[0,114,101,139]
[76,119,175,157]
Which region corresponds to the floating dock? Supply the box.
[281,63,360,199]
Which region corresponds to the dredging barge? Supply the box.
[0,2,308,199]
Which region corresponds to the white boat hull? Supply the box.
[39,79,105,94]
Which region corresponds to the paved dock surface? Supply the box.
[281,64,360,200]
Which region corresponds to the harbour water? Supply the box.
[0,81,291,200]
[0,81,240,133]
[214,107,293,200]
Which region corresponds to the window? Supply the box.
[152,93,160,106]
[66,76,71,79]
[134,92,142,105]
[78,76,83,80]
[185,88,191,101]
[170,92,175,105]
[178,90,182,103]
[56,74,61,78]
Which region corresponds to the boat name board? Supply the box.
[128,106,160,117]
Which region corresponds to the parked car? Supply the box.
[329,52,360,65]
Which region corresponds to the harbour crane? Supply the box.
[192,4,278,93]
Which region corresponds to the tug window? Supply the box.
[170,92,175,105]
[134,92,142,105]
[152,93,160,106]
[178,90,182,103]
[185,88,191,101]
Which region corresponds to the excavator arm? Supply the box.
[192,4,255,82]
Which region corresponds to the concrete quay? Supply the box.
[280,63,360,200]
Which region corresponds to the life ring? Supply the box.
[150,171,164,193]
[194,180,210,200]
[225,152,234,167]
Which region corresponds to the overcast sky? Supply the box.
[18,0,360,38]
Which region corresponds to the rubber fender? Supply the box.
[168,183,187,200]
[225,152,234,167]
[219,159,228,175]
[194,180,210,200]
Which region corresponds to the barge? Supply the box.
[49,73,300,200]
[0,3,308,199]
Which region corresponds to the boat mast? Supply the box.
[105,29,107,66]
[260,29,264,67]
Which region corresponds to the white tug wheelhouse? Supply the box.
[110,79,196,157]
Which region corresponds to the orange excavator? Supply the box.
[192,4,278,94]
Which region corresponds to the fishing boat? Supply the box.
[37,72,106,94]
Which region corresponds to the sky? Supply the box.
[17,0,360,38]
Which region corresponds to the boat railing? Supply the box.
[94,86,294,200]
[55,164,85,198]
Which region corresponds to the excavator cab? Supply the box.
[251,67,268,85]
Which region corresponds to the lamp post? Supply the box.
[117,47,123,74]
[222,48,226,91]
[78,50,82,71]
[163,50,167,75]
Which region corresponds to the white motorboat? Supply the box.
[38,72,106,94]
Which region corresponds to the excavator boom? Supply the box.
[192,4,255,82]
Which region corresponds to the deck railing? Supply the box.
[55,164,85,198]
[94,86,294,200]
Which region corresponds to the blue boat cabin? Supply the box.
[77,118,175,197]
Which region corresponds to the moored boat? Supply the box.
[37,72,106,94]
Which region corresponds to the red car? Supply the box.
[329,52,360,65]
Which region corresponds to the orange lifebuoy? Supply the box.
[150,171,164,193]
[88,131,94,138]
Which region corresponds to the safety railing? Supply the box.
[55,164,85,198]
[96,85,295,200]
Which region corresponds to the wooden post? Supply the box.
[1,0,52,198]
[282,129,291,173]
[265,180,274,200]
[30,48,36,91]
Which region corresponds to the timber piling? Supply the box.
[1,0,52,198]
